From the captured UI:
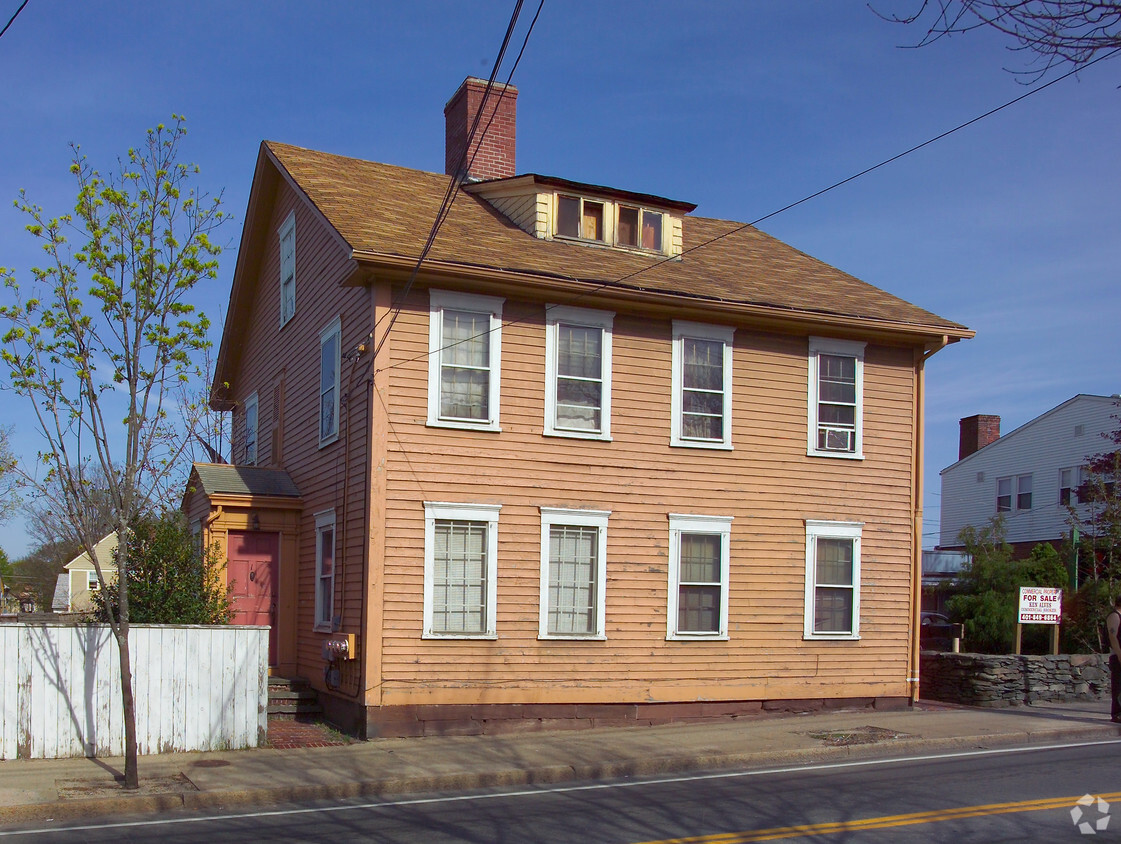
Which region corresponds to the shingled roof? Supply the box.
[189,463,301,499]
[264,141,970,336]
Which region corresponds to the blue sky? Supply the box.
[0,1,1117,556]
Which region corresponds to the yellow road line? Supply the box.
[636,790,1121,844]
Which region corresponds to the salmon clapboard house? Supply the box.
[185,77,973,737]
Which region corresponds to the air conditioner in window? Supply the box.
[821,427,854,452]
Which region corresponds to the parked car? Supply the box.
[920,611,961,651]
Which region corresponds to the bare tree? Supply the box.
[878,1,1121,77]
[0,118,225,788]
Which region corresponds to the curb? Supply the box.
[3,722,1118,828]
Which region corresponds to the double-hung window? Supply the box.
[319,318,341,446]
[545,306,613,439]
[804,520,862,640]
[997,474,1032,512]
[671,321,734,449]
[539,508,609,640]
[667,514,732,640]
[243,392,259,465]
[1059,468,1075,506]
[428,290,504,431]
[423,502,500,639]
[314,510,336,631]
[808,337,865,458]
[279,211,295,327]
[86,571,100,591]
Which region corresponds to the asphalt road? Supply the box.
[7,739,1121,843]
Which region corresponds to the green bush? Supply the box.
[91,512,232,625]
[946,520,1067,654]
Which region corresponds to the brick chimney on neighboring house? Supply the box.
[444,77,518,182]
[959,414,1001,460]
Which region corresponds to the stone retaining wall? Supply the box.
[920,651,1110,707]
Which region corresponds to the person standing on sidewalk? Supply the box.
[1107,595,1121,723]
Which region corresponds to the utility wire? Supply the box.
[369,0,544,361]
[0,0,29,41]
[374,43,1121,379]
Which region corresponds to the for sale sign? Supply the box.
[1018,587,1062,624]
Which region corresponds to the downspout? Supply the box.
[910,336,949,704]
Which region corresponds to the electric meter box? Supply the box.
[322,632,356,661]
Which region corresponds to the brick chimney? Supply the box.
[959,414,1001,460]
[444,77,517,182]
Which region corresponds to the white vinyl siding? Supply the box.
[804,520,862,640]
[939,396,1119,548]
[278,211,295,327]
[319,318,341,446]
[427,290,504,431]
[544,306,614,440]
[667,514,732,640]
[807,337,865,459]
[538,508,610,640]
[671,321,734,449]
[314,510,336,632]
[423,502,500,639]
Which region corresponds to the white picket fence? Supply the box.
[0,623,268,759]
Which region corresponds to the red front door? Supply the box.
[228,531,280,664]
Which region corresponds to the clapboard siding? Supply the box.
[228,180,374,685]
[372,288,918,705]
[0,624,267,759]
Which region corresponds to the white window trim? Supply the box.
[86,571,100,591]
[803,519,863,641]
[544,305,614,441]
[423,501,501,640]
[243,391,259,466]
[997,473,1033,512]
[807,336,865,460]
[278,211,296,328]
[319,317,341,447]
[314,509,336,632]
[667,514,732,641]
[538,507,610,640]
[671,321,734,450]
[427,290,504,432]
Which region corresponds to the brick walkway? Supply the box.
[267,719,352,749]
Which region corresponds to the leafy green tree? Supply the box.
[0,118,225,788]
[90,512,231,625]
[946,518,1067,653]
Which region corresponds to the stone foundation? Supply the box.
[919,651,1110,707]
[362,696,911,739]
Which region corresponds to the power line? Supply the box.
[374,43,1121,379]
[369,0,545,361]
[0,0,29,41]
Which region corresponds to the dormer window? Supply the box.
[557,195,604,242]
[555,194,669,253]
[618,206,662,251]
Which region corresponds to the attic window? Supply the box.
[618,206,662,251]
[557,195,604,242]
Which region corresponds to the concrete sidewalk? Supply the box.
[1,699,1117,828]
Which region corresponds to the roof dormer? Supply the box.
[465,175,695,258]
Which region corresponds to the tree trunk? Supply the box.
[116,620,139,789]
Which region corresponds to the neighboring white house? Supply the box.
[57,532,118,613]
[939,394,1119,551]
